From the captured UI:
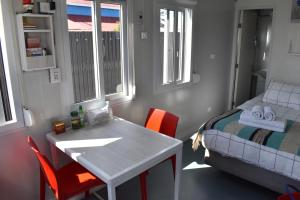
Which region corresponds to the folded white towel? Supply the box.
[239,111,287,132]
[251,105,264,120]
[241,111,286,129]
[264,106,276,121]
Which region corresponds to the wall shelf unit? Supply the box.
[16,14,56,71]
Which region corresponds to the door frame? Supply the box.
[227,4,276,110]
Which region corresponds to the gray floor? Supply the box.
[90,140,279,200]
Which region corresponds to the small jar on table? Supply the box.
[70,111,81,130]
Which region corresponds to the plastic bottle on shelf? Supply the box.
[79,105,85,128]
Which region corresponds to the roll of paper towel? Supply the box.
[23,107,34,127]
[86,102,112,125]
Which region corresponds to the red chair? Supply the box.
[27,136,105,200]
[139,108,179,200]
[278,185,300,200]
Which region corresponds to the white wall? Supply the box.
[236,0,300,85]
[0,0,235,199]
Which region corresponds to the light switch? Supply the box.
[50,68,61,83]
[141,32,148,40]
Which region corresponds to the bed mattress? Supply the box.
[202,95,300,181]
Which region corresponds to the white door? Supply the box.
[233,10,257,106]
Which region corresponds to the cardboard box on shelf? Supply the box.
[26,37,40,48]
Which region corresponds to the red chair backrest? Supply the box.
[27,136,59,194]
[144,108,179,138]
[278,192,300,200]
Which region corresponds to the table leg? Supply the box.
[107,184,116,200]
[50,143,59,168]
[174,147,182,200]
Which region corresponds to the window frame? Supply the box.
[153,3,194,94]
[66,0,135,105]
[0,0,24,134]
[102,1,131,102]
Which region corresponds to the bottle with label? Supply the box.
[79,105,85,128]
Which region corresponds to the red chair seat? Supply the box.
[57,161,104,199]
[27,136,105,200]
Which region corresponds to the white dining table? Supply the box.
[46,117,183,200]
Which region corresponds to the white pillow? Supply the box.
[263,80,300,110]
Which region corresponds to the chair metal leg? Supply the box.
[85,190,90,198]
[40,168,46,200]
[139,172,148,200]
[91,185,106,200]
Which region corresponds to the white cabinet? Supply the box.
[16,14,56,71]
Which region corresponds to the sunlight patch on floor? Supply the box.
[183,161,211,170]
[190,133,198,141]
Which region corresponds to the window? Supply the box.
[0,1,24,132]
[66,0,134,103]
[0,41,13,124]
[154,5,193,92]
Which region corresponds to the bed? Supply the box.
[193,82,300,193]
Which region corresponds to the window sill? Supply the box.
[154,81,195,95]
[0,122,26,137]
[106,94,135,106]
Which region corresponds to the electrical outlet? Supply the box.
[192,73,200,83]
[209,54,216,59]
[50,68,61,83]
[207,107,212,113]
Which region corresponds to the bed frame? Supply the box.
[205,150,300,194]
